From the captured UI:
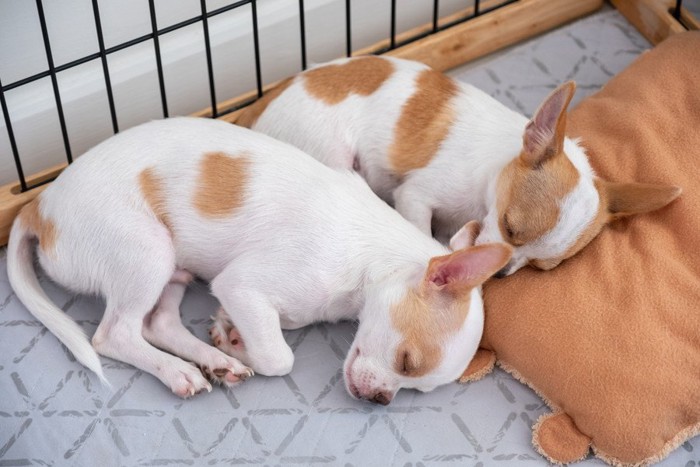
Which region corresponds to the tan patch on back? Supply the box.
[18,198,57,255]
[303,56,394,105]
[389,69,458,176]
[139,167,172,231]
[391,283,471,378]
[194,152,250,218]
[236,77,295,129]
[497,152,580,246]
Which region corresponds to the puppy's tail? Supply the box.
[7,206,108,385]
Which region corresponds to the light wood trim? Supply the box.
[201,0,602,122]
[680,7,699,30]
[192,86,269,124]
[0,0,603,245]
[0,163,66,246]
[194,0,506,122]
[611,0,686,44]
[388,0,602,71]
[351,0,507,58]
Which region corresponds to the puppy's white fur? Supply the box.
[7,117,510,401]
[245,56,680,275]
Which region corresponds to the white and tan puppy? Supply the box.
[237,56,681,276]
[7,117,511,403]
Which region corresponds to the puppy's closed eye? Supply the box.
[402,351,412,374]
[399,350,420,376]
[502,213,527,246]
[503,214,514,239]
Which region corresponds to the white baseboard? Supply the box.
[0,0,467,185]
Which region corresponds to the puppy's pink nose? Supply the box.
[370,391,392,406]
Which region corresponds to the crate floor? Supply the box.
[1,8,697,466]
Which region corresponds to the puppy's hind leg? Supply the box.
[94,300,212,398]
[142,270,253,388]
[91,230,211,398]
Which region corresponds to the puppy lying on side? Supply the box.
[237,56,681,276]
[7,117,511,402]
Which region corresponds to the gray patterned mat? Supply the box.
[1,8,698,467]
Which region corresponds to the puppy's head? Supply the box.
[345,236,511,404]
[476,81,681,276]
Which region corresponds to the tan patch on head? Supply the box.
[533,181,608,270]
[194,152,250,218]
[389,69,458,176]
[303,56,394,105]
[18,198,57,255]
[497,153,580,246]
[392,283,470,378]
[530,179,641,270]
[139,167,172,231]
[235,77,295,129]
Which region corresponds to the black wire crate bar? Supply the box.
[3,0,681,246]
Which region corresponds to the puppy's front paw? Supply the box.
[170,363,212,398]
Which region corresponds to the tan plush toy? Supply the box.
[461,31,700,465]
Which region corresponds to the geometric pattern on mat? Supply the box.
[1,8,698,466]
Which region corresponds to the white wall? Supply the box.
[0,0,470,185]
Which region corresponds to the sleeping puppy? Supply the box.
[7,117,511,402]
[236,56,681,276]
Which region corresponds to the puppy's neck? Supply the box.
[345,213,448,320]
[305,173,449,323]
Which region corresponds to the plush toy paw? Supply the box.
[532,412,591,464]
[458,348,496,383]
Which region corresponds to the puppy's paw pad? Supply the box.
[227,327,245,351]
[209,324,224,347]
[209,308,245,356]
[205,366,254,388]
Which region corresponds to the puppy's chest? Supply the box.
[277,287,362,330]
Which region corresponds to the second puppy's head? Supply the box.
[476,82,681,276]
[345,230,510,405]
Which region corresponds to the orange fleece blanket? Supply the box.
[471,31,700,465]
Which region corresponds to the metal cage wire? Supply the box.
[1,0,521,193]
[2,0,684,194]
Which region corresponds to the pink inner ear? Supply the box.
[429,271,448,287]
[428,258,469,287]
[523,82,575,158]
[428,244,512,290]
[523,120,554,156]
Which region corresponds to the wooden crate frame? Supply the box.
[0,0,693,246]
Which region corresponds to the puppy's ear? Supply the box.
[449,220,481,251]
[600,180,682,221]
[426,243,512,292]
[521,81,576,168]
